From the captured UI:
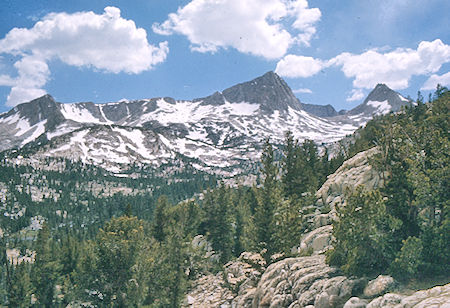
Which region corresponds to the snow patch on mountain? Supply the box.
[137,99,260,126]
[47,123,78,140]
[99,105,114,124]
[398,94,409,102]
[367,100,391,115]
[14,117,32,137]
[21,120,47,145]
[60,104,102,124]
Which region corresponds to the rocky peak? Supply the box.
[198,71,302,113]
[14,94,64,128]
[347,83,412,117]
[367,83,393,100]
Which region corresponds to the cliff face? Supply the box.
[184,147,449,307]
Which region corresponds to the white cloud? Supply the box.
[330,39,450,90]
[153,0,321,59]
[346,89,365,102]
[275,55,326,77]
[289,0,321,46]
[293,88,312,94]
[0,75,16,87]
[0,7,169,106]
[421,71,450,90]
[5,56,50,106]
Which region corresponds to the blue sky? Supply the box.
[0,0,449,113]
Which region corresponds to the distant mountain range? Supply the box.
[0,71,412,176]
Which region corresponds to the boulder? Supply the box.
[315,147,384,217]
[185,252,266,308]
[366,293,403,308]
[251,255,362,308]
[363,275,395,297]
[299,225,333,255]
[398,283,450,307]
[343,297,368,308]
[191,234,218,260]
[366,283,450,308]
[183,273,234,307]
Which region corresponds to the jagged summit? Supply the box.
[347,83,412,119]
[198,71,302,112]
[8,94,65,130]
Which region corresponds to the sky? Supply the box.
[0,0,449,113]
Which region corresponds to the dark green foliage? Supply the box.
[32,223,61,306]
[94,215,148,306]
[272,196,306,254]
[146,229,188,307]
[254,139,280,259]
[389,236,423,280]
[74,215,150,306]
[152,195,171,242]
[233,186,258,254]
[202,185,234,264]
[327,187,401,276]
[59,235,80,278]
[281,131,300,199]
[7,262,32,308]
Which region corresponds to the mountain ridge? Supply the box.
[0,73,412,175]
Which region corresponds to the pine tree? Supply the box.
[281,131,300,199]
[94,215,148,306]
[254,139,282,260]
[152,195,171,242]
[202,185,233,263]
[146,227,188,307]
[7,262,32,308]
[326,187,402,276]
[32,223,60,307]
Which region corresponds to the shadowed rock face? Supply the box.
[301,103,339,117]
[197,71,303,113]
[13,95,65,130]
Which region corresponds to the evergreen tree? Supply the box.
[146,226,188,307]
[32,223,60,307]
[152,195,171,243]
[59,235,80,278]
[254,139,282,261]
[202,185,233,263]
[7,262,32,308]
[89,215,149,306]
[327,187,402,276]
[281,131,300,199]
[389,236,423,280]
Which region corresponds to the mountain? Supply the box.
[196,71,302,112]
[345,83,413,125]
[0,73,411,176]
[300,103,341,117]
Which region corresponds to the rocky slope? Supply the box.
[184,147,448,307]
[0,73,411,176]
